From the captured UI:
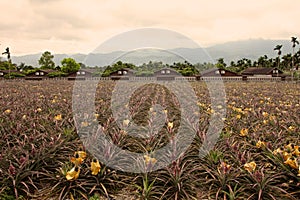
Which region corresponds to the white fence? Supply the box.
[175,77,196,81]
[200,77,243,81]
[246,76,282,81]
[129,77,157,81]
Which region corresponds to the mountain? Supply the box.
[9,39,295,67]
[206,39,293,63]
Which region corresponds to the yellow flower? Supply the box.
[66,166,80,181]
[71,152,84,166]
[192,111,199,117]
[75,151,87,160]
[244,108,252,112]
[81,121,89,127]
[37,108,42,112]
[150,157,157,165]
[264,162,272,168]
[293,145,300,157]
[239,128,248,137]
[123,119,130,127]
[167,122,174,130]
[144,155,150,164]
[236,114,241,119]
[235,108,243,113]
[163,109,168,114]
[120,129,127,135]
[209,108,215,114]
[283,152,292,161]
[54,114,62,121]
[269,115,276,121]
[282,111,288,115]
[284,157,299,169]
[273,147,283,155]
[244,161,256,173]
[288,126,295,131]
[22,115,27,120]
[263,120,268,124]
[218,161,231,174]
[284,142,294,153]
[4,109,11,114]
[256,140,266,149]
[91,158,101,175]
[144,155,157,166]
[262,111,269,118]
[197,102,205,107]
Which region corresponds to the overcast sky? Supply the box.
[0,0,300,55]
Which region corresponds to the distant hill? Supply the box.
[9,39,295,67]
[206,39,294,63]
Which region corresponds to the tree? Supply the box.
[55,65,61,71]
[230,61,236,68]
[0,60,16,70]
[291,37,299,70]
[231,58,252,72]
[274,45,282,69]
[215,58,226,69]
[172,61,199,76]
[79,63,86,69]
[61,58,80,74]
[257,55,266,67]
[20,63,34,72]
[0,60,9,70]
[39,51,55,69]
[281,54,292,70]
[17,62,25,71]
[2,47,11,60]
[295,49,300,70]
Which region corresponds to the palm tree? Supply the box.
[291,37,299,70]
[295,50,300,70]
[2,47,11,78]
[274,45,282,70]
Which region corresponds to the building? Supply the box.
[200,68,239,77]
[25,69,57,80]
[241,67,284,77]
[109,68,135,80]
[153,68,180,81]
[0,70,24,79]
[67,69,98,80]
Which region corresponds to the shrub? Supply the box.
[47,71,68,78]
[4,72,25,79]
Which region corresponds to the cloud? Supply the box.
[0,0,300,55]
